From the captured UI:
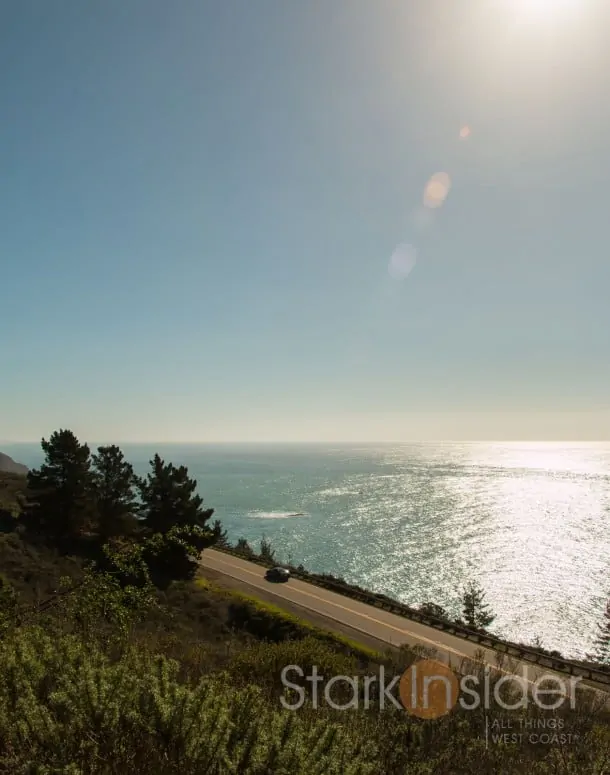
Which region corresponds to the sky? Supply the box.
[2,0,610,443]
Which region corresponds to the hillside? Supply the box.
[0,451,28,475]
[1,526,608,774]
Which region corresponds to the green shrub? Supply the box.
[226,637,359,692]
[0,627,376,774]
[224,591,381,662]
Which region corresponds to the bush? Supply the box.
[224,592,381,662]
[0,627,376,774]
[226,637,360,693]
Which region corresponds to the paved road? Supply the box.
[202,549,610,704]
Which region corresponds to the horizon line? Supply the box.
[3,439,610,445]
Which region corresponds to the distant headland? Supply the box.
[0,452,28,475]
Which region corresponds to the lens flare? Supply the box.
[423,172,451,209]
[388,244,417,279]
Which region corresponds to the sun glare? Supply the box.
[516,0,582,22]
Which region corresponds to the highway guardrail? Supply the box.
[208,544,610,686]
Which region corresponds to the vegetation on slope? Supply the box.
[0,471,28,519]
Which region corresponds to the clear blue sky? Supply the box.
[2,0,609,442]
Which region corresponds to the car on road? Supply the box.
[265,566,290,583]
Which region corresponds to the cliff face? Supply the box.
[0,452,28,475]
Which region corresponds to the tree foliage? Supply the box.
[138,454,217,583]
[23,430,223,589]
[235,538,254,557]
[139,454,214,534]
[92,445,140,539]
[461,581,495,630]
[26,429,97,539]
[142,525,215,589]
[589,594,610,665]
[0,575,19,636]
[259,535,276,563]
[418,602,450,621]
[56,566,156,646]
[212,519,229,547]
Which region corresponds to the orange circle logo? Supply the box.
[399,659,459,719]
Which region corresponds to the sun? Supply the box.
[516,0,582,22]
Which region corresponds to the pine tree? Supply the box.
[92,445,139,539]
[235,537,253,556]
[138,454,214,534]
[461,580,495,630]
[589,595,610,665]
[259,535,276,563]
[212,519,229,546]
[138,455,218,583]
[26,429,97,539]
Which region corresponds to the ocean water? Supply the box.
[4,441,610,659]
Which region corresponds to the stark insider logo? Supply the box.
[280,659,582,718]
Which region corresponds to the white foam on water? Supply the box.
[248,511,309,519]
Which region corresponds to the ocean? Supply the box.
[3,440,610,660]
